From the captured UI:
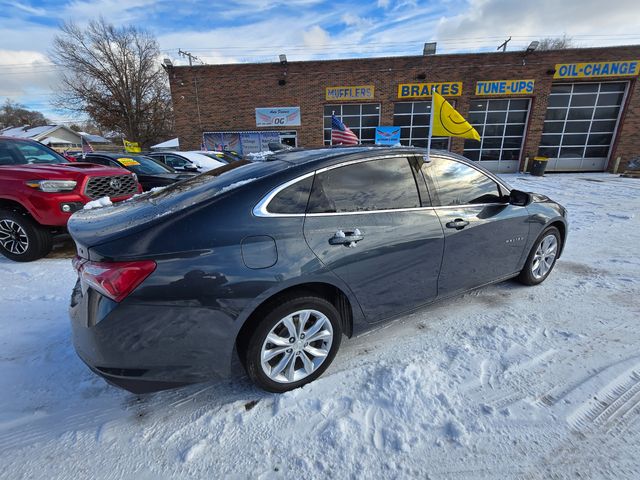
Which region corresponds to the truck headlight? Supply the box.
[26,180,77,192]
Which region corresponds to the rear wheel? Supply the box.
[244,296,342,393]
[518,226,561,286]
[0,209,53,262]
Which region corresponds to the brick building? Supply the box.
[167,45,640,173]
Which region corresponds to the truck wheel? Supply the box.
[0,209,53,262]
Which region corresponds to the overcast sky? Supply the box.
[1,0,639,122]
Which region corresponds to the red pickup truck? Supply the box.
[0,137,141,262]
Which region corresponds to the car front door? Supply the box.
[422,156,530,296]
[303,155,445,323]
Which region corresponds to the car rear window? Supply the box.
[0,139,67,165]
[145,159,285,207]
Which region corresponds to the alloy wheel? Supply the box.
[0,219,29,255]
[260,309,334,384]
[531,234,558,280]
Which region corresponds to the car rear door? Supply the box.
[303,155,445,323]
[421,156,530,296]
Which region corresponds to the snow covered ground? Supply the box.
[1,173,639,479]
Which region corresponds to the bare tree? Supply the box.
[537,35,574,51]
[51,18,174,147]
[0,100,50,129]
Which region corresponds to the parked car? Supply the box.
[68,147,568,394]
[83,152,197,191]
[147,150,236,172]
[0,137,140,262]
[146,152,200,172]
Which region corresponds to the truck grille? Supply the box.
[85,175,137,200]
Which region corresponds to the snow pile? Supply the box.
[217,178,257,195]
[1,173,640,478]
[246,151,275,162]
[82,196,112,210]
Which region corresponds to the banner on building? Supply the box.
[375,127,401,146]
[203,131,284,155]
[326,85,375,101]
[255,107,301,127]
[553,60,639,79]
[398,82,462,99]
[475,79,535,96]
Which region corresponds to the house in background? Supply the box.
[0,124,110,152]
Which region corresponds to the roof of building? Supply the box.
[0,125,57,139]
[78,132,110,143]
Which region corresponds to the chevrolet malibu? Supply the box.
[68,147,568,393]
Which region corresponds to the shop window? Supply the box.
[323,104,380,145]
[392,102,450,150]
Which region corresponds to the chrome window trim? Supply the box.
[252,153,512,218]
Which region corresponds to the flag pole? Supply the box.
[426,86,435,160]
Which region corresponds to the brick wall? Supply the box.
[168,45,640,171]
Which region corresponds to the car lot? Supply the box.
[0,172,639,479]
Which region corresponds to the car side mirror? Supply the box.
[509,189,532,206]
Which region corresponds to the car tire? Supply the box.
[0,209,53,262]
[517,226,561,286]
[244,295,343,393]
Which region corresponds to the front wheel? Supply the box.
[518,226,561,286]
[244,296,342,393]
[0,209,53,262]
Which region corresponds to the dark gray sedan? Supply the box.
[68,147,568,393]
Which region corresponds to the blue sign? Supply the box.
[375,126,401,146]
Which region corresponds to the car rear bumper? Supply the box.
[69,280,239,393]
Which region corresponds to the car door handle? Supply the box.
[445,219,469,230]
[329,229,364,245]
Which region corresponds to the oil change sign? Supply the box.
[554,60,639,79]
[476,79,535,95]
[398,82,462,98]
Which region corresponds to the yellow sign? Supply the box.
[325,85,375,101]
[432,92,480,141]
[117,157,140,166]
[476,79,535,96]
[123,139,142,153]
[398,82,462,99]
[554,60,639,79]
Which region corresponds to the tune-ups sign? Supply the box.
[255,107,301,127]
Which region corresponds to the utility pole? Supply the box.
[178,49,203,66]
[497,36,512,52]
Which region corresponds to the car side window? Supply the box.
[267,176,313,214]
[162,155,182,168]
[307,157,421,213]
[426,157,503,206]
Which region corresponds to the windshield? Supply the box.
[113,155,174,174]
[0,139,68,166]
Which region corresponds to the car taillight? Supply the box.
[73,256,156,302]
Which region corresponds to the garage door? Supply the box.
[463,98,531,173]
[539,82,627,171]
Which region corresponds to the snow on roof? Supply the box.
[1,125,57,139]
[150,138,179,149]
[41,136,72,145]
[79,132,110,143]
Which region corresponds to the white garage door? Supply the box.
[539,82,627,171]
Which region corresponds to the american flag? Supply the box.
[81,136,93,155]
[331,114,359,145]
